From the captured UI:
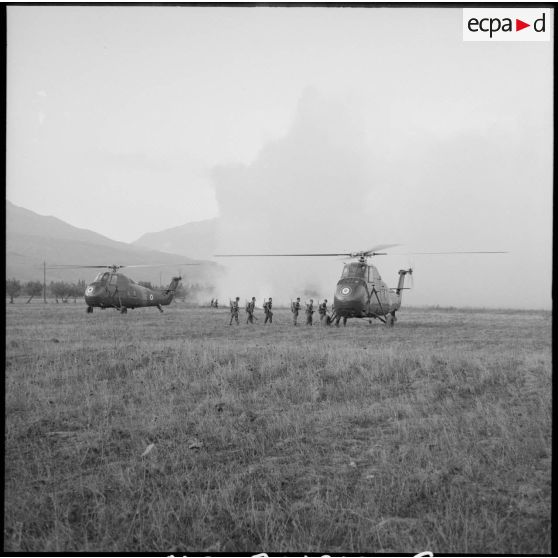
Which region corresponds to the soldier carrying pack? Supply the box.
[305,299,315,326]
[291,297,301,325]
[229,297,240,325]
[246,297,256,324]
[318,299,327,320]
[263,297,273,324]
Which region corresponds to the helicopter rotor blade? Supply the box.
[119,263,200,268]
[392,251,508,255]
[214,247,508,260]
[362,244,400,256]
[214,253,352,257]
[46,264,117,269]
[215,246,402,258]
[46,262,199,270]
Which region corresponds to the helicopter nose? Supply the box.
[84,285,104,305]
[334,280,367,317]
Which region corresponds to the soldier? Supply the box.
[305,299,315,325]
[291,297,301,325]
[246,296,256,324]
[319,299,328,324]
[229,297,240,325]
[215,298,218,309]
[263,297,273,324]
[210,298,214,308]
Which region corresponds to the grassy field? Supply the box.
[4,301,552,553]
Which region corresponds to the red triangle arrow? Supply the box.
[516,19,530,31]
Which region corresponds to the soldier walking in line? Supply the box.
[291,297,301,325]
[263,297,273,324]
[306,299,315,325]
[246,296,256,324]
[319,299,328,324]
[229,297,240,325]
[214,298,218,309]
[210,298,215,308]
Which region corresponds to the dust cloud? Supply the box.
[211,88,551,309]
[212,89,381,307]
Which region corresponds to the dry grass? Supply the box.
[4,301,551,553]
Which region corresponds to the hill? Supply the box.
[132,218,218,259]
[5,201,218,285]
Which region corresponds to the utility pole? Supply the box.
[43,261,47,303]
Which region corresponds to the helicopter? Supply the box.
[327,247,412,327]
[215,244,507,327]
[48,263,196,314]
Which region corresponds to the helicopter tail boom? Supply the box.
[164,276,182,293]
[159,276,182,303]
[395,268,413,295]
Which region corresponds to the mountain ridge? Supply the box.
[133,217,218,259]
[6,201,218,284]
[7,201,127,248]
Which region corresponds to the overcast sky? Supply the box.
[7,6,553,308]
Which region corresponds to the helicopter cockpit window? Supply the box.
[94,272,110,283]
[341,262,367,279]
[342,263,366,278]
[369,267,381,282]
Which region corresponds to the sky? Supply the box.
[6,6,553,308]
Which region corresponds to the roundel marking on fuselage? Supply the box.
[149,294,154,300]
[341,286,351,295]
[86,286,94,295]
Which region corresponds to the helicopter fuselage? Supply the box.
[84,272,180,311]
[333,262,411,321]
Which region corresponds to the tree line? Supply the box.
[5,278,214,304]
[5,279,87,304]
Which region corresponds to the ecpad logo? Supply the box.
[468,14,545,37]
[463,9,550,41]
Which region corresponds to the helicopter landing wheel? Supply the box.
[385,314,395,328]
[335,316,341,327]
[86,306,93,314]
[120,307,127,314]
[343,317,347,327]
